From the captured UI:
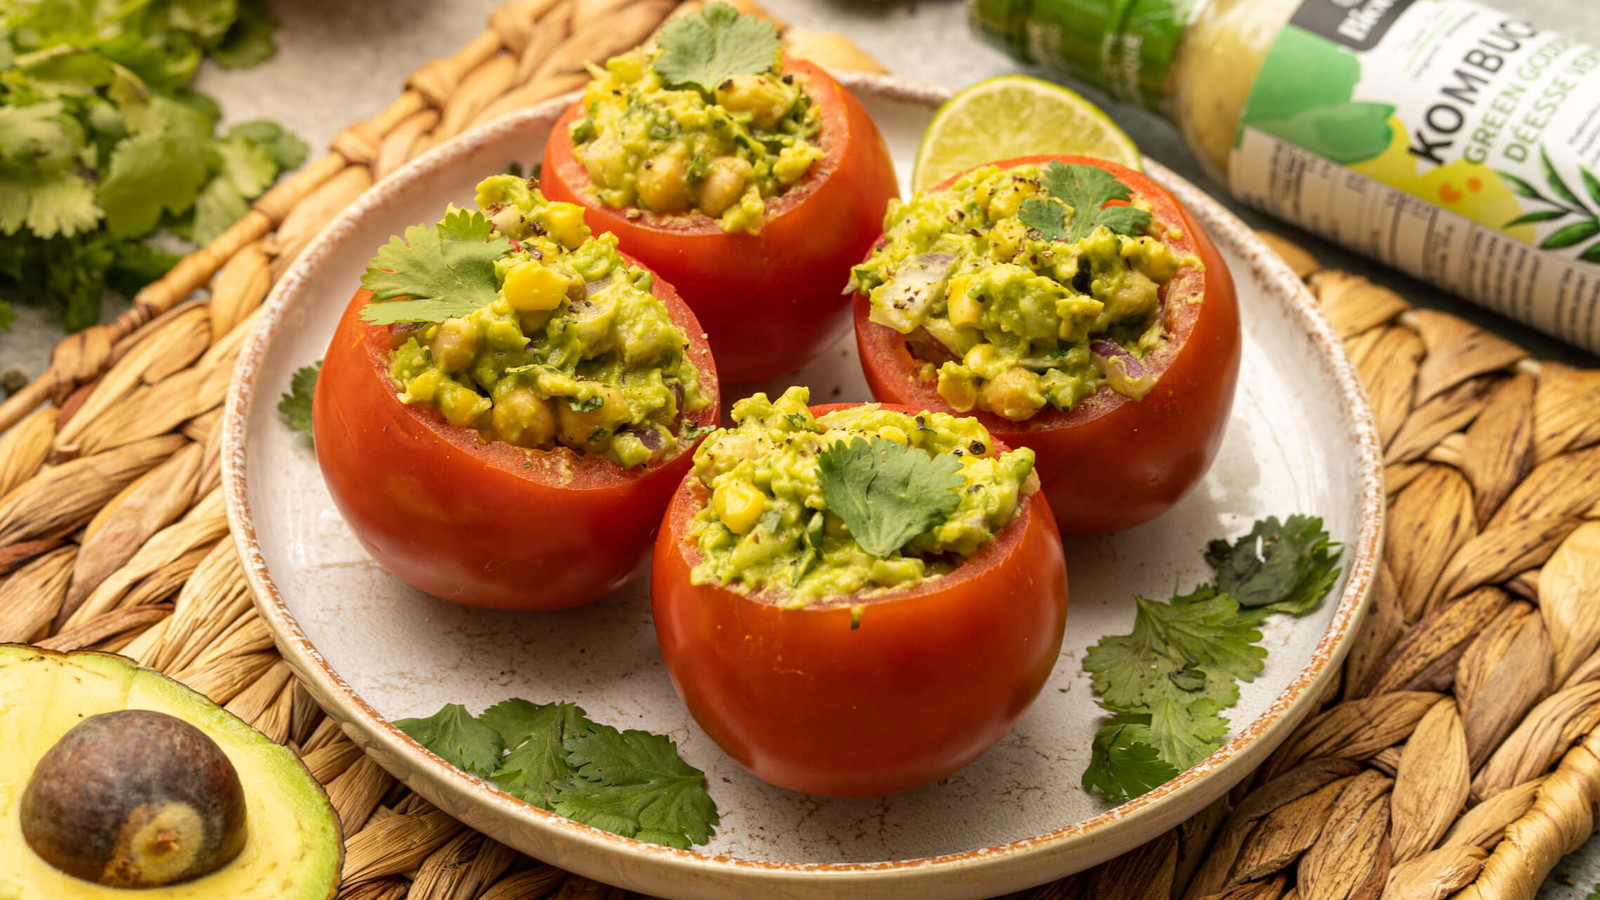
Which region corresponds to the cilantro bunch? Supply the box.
[0,0,306,332]
[397,698,718,849]
[1082,515,1342,802]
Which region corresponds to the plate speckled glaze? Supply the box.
[223,74,1383,900]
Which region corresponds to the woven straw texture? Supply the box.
[4,1,1600,897]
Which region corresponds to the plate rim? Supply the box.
[221,72,1385,899]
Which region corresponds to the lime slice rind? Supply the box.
[913,75,1141,193]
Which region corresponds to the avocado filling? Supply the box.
[687,386,1035,607]
[569,47,824,235]
[850,163,1188,421]
[385,175,710,468]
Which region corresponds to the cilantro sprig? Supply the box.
[359,209,514,325]
[653,2,781,95]
[396,698,718,849]
[276,361,320,444]
[1017,162,1153,244]
[1081,515,1342,803]
[816,436,964,558]
[0,1,304,332]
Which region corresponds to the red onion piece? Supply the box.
[1091,340,1156,400]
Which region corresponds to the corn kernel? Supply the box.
[715,482,767,535]
[545,203,589,249]
[502,262,569,312]
[404,369,441,403]
[946,277,983,329]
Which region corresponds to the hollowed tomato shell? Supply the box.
[543,59,899,384]
[651,403,1068,797]
[312,265,720,611]
[853,155,1241,535]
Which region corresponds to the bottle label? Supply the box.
[1231,0,1600,351]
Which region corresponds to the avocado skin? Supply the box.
[21,709,247,887]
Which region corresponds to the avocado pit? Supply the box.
[20,708,247,888]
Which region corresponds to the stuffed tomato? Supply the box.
[652,387,1067,797]
[541,3,897,383]
[852,155,1240,535]
[314,175,719,611]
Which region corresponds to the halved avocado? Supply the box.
[0,645,342,899]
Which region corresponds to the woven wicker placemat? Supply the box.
[4,1,1600,897]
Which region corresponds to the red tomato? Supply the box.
[312,271,719,612]
[651,404,1068,797]
[854,155,1241,535]
[543,59,898,383]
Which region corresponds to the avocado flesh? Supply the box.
[0,645,342,900]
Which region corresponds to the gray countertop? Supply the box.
[6,0,1599,892]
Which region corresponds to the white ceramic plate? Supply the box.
[223,74,1383,900]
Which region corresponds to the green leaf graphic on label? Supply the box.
[1241,25,1393,164]
[1541,221,1600,250]
[1542,147,1589,214]
[1503,210,1568,228]
[1497,171,1546,202]
[1583,167,1600,211]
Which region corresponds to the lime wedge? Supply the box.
[912,76,1141,193]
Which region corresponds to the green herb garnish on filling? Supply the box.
[366,174,710,468]
[687,386,1036,608]
[567,3,824,235]
[850,161,1193,421]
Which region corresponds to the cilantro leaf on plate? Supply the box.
[395,703,506,778]
[1081,722,1179,803]
[1018,161,1153,244]
[360,208,515,325]
[817,436,964,558]
[653,2,781,95]
[482,699,592,808]
[1083,588,1264,713]
[277,361,320,443]
[396,698,719,848]
[556,723,718,849]
[1206,514,1341,618]
[1081,515,1344,803]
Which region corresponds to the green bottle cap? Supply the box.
[967,0,1194,113]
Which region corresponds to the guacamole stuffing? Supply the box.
[381,175,710,468]
[568,22,824,234]
[850,162,1189,421]
[688,386,1036,608]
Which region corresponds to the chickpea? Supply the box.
[636,151,690,213]
[698,156,752,218]
[981,366,1046,421]
[492,385,558,448]
[557,388,630,449]
[429,318,479,372]
[713,74,794,129]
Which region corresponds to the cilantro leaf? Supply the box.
[1081,515,1344,803]
[395,698,719,848]
[1083,589,1265,713]
[482,699,591,808]
[816,436,963,558]
[1021,162,1153,244]
[1205,515,1342,617]
[1081,722,1179,803]
[210,0,279,70]
[276,361,319,443]
[555,723,718,849]
[395,703,505,778]
[96,133,207,238]
[653,2,780,95]
[360,208,514,325]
